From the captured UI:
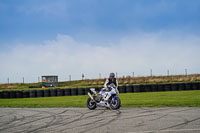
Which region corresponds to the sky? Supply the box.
[0,0,200,83]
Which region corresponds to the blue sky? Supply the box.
[1,0,200,44]
[0,0,200,83]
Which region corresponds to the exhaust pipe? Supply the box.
[88,92,97,103]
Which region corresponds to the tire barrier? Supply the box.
[126,85,133,93]
[178,83,185,91]
[64,88,71,96]
[185,83,192,90]
[199,83,200,90]
[2,92,6,98]
[30,90,36,98]
[84,88,90,95]
[164,84,171,91]
[192,83,199,90]
[2,91,10,98]
[140,85,145,92]
[71,88,78,96]
[151,84,158,92]
[37,90,44,97]
[119,86,126,93]
[78,88,85,95]
[133,85,140,92]
[10,91,16,98]
[144,85,152,92]
[171,84,178,91]
[23,91,30,98]
[95,87,102,92]
[44,89,50,97]
[0,92,3,98]
[157,84,165,91]
[160,84,166,91]
[16,91,23,98]
[50,89,57,97]
[57,89,64,96]
[1,82,200,99]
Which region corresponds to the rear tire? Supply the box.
[87,97,96,110]
[110,96,121,110]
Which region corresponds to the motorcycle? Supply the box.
[87,84,121,110]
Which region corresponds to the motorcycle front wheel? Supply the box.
[87,97,97,110]
[110,96,121,110]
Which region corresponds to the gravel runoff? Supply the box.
[0,107,200,133]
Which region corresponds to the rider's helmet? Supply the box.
[109,73,115,80]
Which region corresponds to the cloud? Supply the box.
[17,0,68,16]
[0,33,200,83]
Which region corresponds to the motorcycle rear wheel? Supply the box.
[87,97,97,110]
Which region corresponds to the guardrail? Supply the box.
[0,82,200,99]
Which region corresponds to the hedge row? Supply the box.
[0,82,200,99]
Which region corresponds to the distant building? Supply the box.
[42,76,58,87]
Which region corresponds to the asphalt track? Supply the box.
[0,107,200,133]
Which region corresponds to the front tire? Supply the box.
[87,97,96,110]
[110,96,121,110]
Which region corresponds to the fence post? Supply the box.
[82,73,85,80]
[185,69,187,75]
[69,75,71,81]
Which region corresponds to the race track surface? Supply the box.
[0,107,200,133]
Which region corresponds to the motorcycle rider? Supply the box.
[104,73,118,90]
[99,73,119,103]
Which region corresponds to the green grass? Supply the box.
[121,90,200,107]
[0,90,200,108]
[0,95,88,108]
[0,83,42,92]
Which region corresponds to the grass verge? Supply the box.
[0,90,200,108]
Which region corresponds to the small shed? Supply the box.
[42,76,58,87]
